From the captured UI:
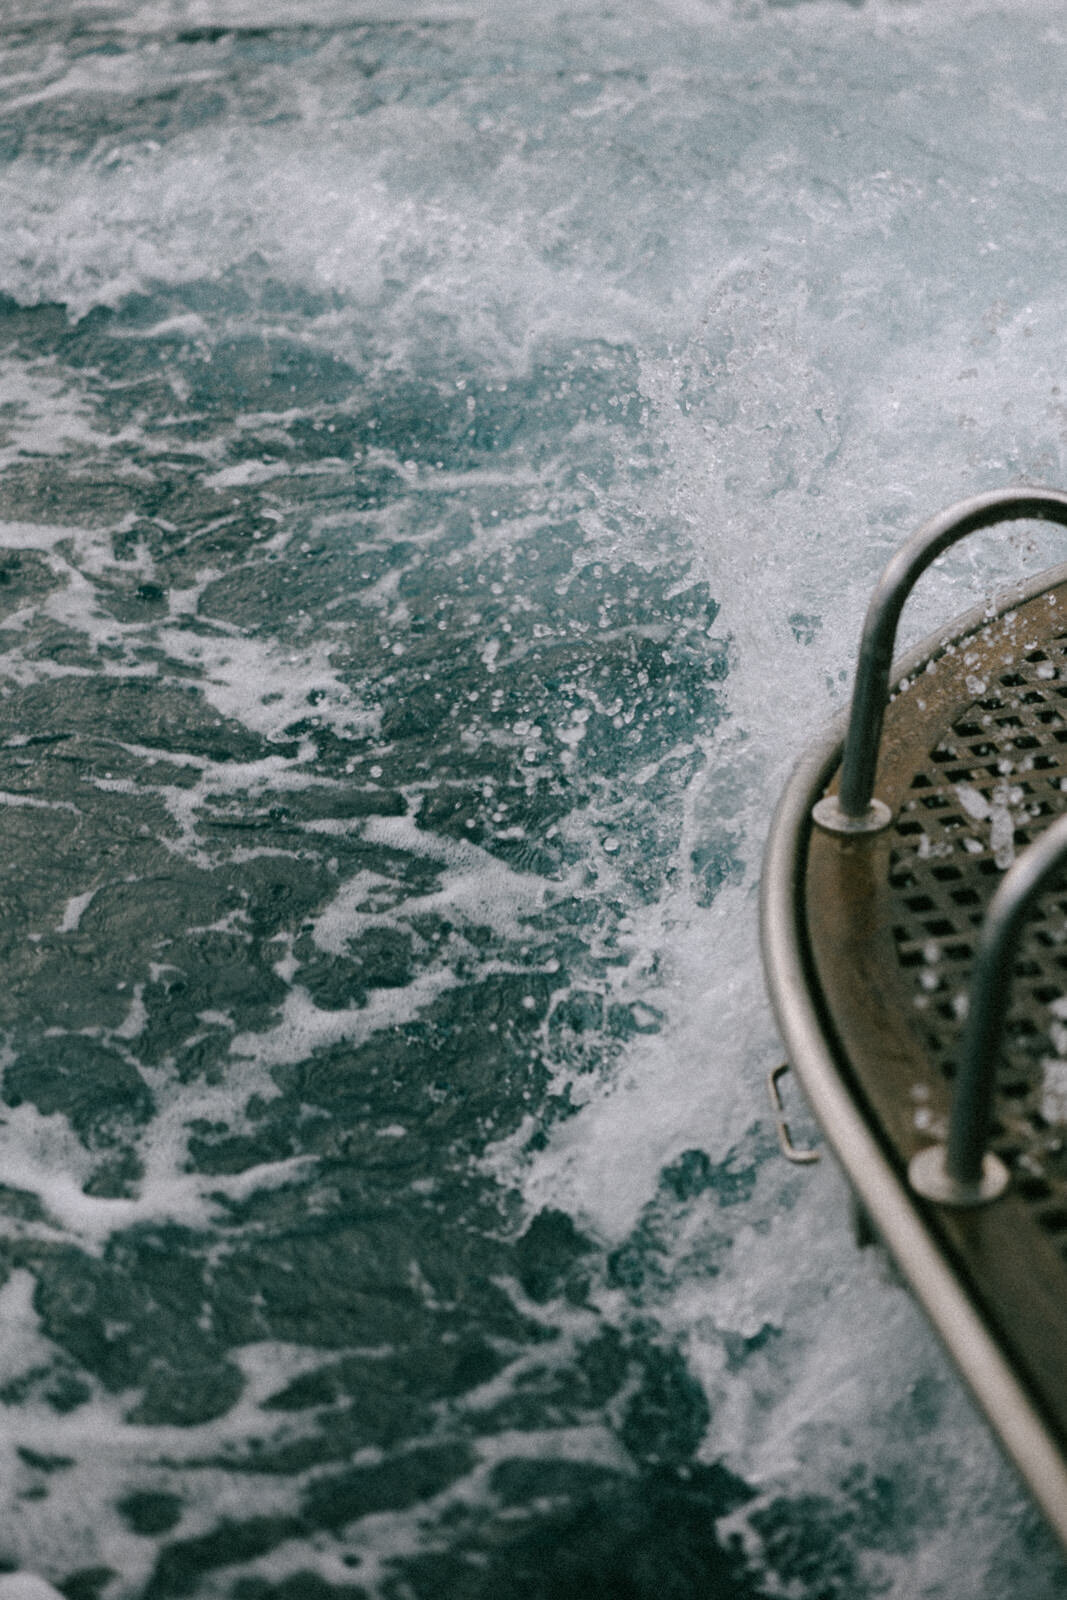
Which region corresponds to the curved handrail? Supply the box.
[817,487,1067,833]
[910,812,1067,1205]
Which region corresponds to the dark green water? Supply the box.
[0,294,744,1593]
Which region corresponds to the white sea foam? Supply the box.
[0,1577,65,1600]
[0,1067,312,1252]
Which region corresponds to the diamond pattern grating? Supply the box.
[889,628,1067,1248]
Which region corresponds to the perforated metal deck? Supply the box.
[889,623,1067,1246]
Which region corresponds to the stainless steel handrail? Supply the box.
[910,812,1067,1207]
[814,487,1067,835]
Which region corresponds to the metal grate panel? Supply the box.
[888,625,1067,1251]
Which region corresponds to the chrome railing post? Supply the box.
[910,813,1067,1207]
[813,488,1067,836]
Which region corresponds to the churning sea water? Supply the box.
[2,0,1067,1594]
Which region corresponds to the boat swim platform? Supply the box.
[762,488,1067,1554]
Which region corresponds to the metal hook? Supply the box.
[768,1062,821,1165]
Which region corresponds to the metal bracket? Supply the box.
[812,794,892,836]
[909,1143,1010,1207]
[768,1062,821,1165]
